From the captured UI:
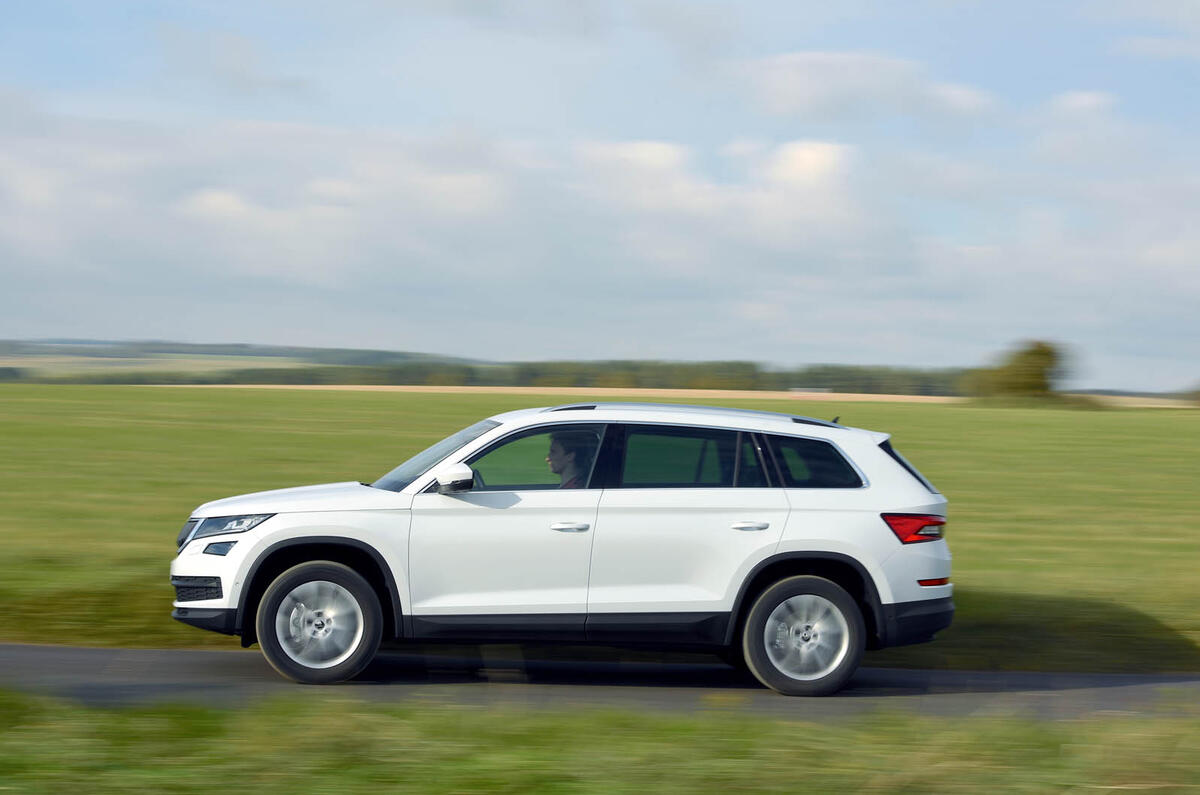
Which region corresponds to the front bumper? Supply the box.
[879,596,954,647]
[171,533,250,613]
[172,606,237,635]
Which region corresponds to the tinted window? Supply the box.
[467,424,604,491]
[766,435,863,488]
[619,425,737,488]
[736,434,770,487]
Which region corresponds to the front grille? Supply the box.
[177,519,199,548]
[172,576,223,602]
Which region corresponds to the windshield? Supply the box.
[371,419,500,492]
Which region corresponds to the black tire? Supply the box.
[742,575,864,696]
[256,561,383,684]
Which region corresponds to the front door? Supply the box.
[407,423,606,640]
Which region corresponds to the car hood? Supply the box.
[192,481,408,517]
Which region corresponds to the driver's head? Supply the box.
[547,430,597,475]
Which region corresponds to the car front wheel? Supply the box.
[256,561,382,684]
[742,575,864,696]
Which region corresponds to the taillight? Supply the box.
[882,513,946,544]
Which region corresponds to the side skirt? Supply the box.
[410,612,731,645]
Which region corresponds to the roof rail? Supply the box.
[541,401,842,428]
[792,417,839,428]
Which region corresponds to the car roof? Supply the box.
[487,402,887,443]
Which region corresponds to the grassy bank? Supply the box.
[0,384,1197,671]
[1,689,1199,792]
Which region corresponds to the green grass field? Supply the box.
[7,686,1200,792]
[1,689,1198,792]
[1,384,1197,672]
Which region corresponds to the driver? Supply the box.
[546,430,597,489]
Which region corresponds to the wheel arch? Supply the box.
[236,537,404,647]
[725,552,885,650]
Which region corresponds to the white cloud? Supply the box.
[573,137,875,263]
[1049,91,1117,115]
[759,141,849,187]
[574,141,718,215]
[176,188,255,219]
[740,51,995,119]
[2,95,1199,390]
[1030,92,1149,169]
[927,83,994,114]
[577,141,690,172]
[0,155,63,208]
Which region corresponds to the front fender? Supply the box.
[231,510,411,637]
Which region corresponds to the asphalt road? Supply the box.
[2,642,1197,720]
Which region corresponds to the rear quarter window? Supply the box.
[766,434,863,489]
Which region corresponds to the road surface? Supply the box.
[2,643,1196,720]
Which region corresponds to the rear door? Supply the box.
[586,423,789,642]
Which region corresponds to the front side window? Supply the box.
[766,434,863,488]
[466,424,605,491]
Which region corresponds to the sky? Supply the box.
[1,1,1198,391]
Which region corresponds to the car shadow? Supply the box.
[864,587,1200,679]
[354,588,1200,696]
[360,644,761,690]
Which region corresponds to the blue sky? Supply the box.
[2,0,1198,389]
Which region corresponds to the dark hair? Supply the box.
[550,430,599,469]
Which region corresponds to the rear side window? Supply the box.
[766,434,863,489]
[619,425,737,488]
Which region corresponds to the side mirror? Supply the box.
[434,462,475,494]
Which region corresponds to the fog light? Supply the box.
[203,541,237,556]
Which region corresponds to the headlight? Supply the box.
[188,514,273,544]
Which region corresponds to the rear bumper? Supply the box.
[172,607,237,636]
[879,596,954,647]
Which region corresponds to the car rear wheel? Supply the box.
[742,575,864,696]
[256,561,382,684]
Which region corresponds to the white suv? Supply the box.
[171,402,952,696]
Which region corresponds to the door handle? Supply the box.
[731,521,769,531]
[551,522,590,533]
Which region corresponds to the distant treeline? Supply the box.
[0,339,473,365]
[13,360,967,395]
